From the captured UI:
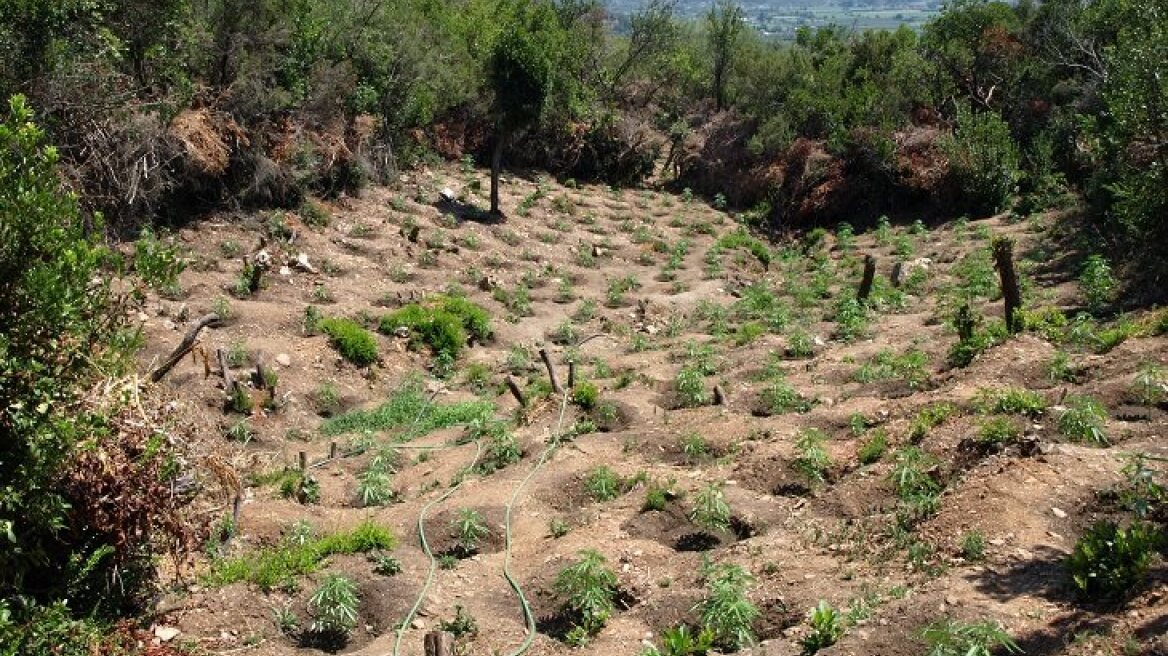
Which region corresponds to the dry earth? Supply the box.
[136,165,1166,656]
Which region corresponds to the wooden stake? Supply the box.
[298,451,307,471]
[713,385,727,406]
[505,376,527,408]
[992,237,1022,333]
[539,348,563,394]
[329,441,338,459]
[568,361,577,389]
[857,254,877,302]
[150,313,220,382]
[424,631,454,656]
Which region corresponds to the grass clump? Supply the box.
[800,600,843,654]
[204,521,394,591]
[920,619,1020,656]
[380,295,492,360]
[857,429,888,465]
[974,387,1046,417]
[716,231,772,268]
[322,381,493,437]
[793,428,832,487]
[852,349,929,390]
[319,317,379,366]
[585,466,622,502]
[909,402,958,441]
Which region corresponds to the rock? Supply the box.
[1051,507,1067,519]
[153,626,181,642]
[394,326,410,338]
[439,187,456,203]
[292,252,317,273]
[279,265,292,276]
[944,595,958,606]
[275,353,292,367]
[411,619,425,630]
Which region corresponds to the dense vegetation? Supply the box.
[0,0,1162,283]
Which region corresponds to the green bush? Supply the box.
[1057,395,1108,445]
[921,618,1020,656]
[0,96,193,624]
[308,574,359,639]
[571,381,600,410]
[1079,254,1117,314]
[380,295,492,360]
[1066,520,1162,600]
[800,600,843,653]
[941,108,1021,216]
[319,317,379,366]
[555,549,618,638]
[696,562,758,650]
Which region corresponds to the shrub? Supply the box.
[716,231,772,268]
[380,295,491,359]
[1067,520,1162,600]
[909,402,958,441]
[689,483,732,534]
[675,366,710,408]
[448,508,488,556]
[555,549,618,637]
[961,531,986,561]
[857,429,888,465]
[800,601,843,654]
[793,428,832,487]
[1080,254,1116,314]
[0,95,196,618]
[134,227,186,292]
[695,562,758,650]
[319,318,379,366]
[974,387,1046,418]
[308,574,359,639]
[571,381,600,410]
[586,466,621,502]
[941,108,1021,216]
[921,619,1020,656]
[760,381,816,415]
[1057,395,1108,445]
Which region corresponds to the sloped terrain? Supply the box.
[139,167,1166,656]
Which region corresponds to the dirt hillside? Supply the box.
[138,165,1166,656]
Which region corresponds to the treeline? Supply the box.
[0,0,1163,264]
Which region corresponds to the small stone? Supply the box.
[944,596,958,606]
[439,188,456,203]
[1051,507,1067,518]
[153,626,181,642]
[411,619,425,630]
[162,319,176,331]
[394,326,410,338]
[279,265,292,276]
[275,353,292,367]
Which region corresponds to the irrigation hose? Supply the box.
[500,391,572,656]
[390,438,484,656]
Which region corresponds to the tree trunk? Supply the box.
[992,237,1022,333]
[539,348,563,395]
[490,131,507,217]
[857,254,877,302]
[424,631,455,656]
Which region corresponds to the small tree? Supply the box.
[487,3,560,216]
[706,0,744,112]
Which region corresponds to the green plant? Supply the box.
[833,298,870,342]
[555,549,619,638]
[273,604,300,635]
[961,531,986,562]
[355,462,394,507]
[280,471,321,505]
[680,432,711,462]
[689,483,732,534]
[380,295,492,360]
[440,605,479,638]
[695,562,758,650]
[641,624,716,656]
[226,419,254,444]
[921,619,1020,656]
[940,107,1021,215]
[1067,520,1162,600]
[909,402,958,441]
[307,574,359,639]
[1131,363,1166,405]
[675,366,710,408]
[438,553,458,570]
[134,227,186,292]
[1057,395,1109,445]
[800,601,843,653]
[452,508,489,555]
[1080,254,1117,314]
[322,380,493,437]
[852,349,929,390]
[977,416,1022,446]
[586,466,621,502]
[793,428,832,487]
[205,521,394,591]
[370,553,402,576]
[786,330,815,358]
[974,387,1046,417]
[549,518,571,538]
[571,381,600,409]
[857,429,888,465]
[319,317,379,366]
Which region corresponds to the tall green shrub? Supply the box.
[941,107,1021,216]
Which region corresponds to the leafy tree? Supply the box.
[706,0,744,111]
[488,1,561,216]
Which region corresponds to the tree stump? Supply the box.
[539,348,563,394]
[857,254,877,302]
[506,376,528,408]
[992,237,1022,333]
[424,631,454,656]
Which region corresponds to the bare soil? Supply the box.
[139,166,1166,656]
